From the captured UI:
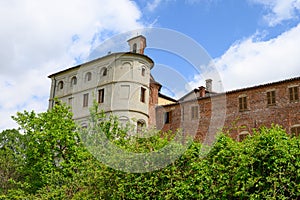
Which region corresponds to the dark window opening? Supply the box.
[238,132,250,142]
[164,111,172,124]
[58,81,64,90]
[71,76,77,86]
[98,89,105,103]
[85,72,92,82]
[102,68,107,76]
[133,43,137,53]
[137,120,146,133]
[140,87,146,103]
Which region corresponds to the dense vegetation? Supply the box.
[0,103,299,199]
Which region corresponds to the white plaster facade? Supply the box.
[48,36,154,127]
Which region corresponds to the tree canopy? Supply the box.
[0,102,299,199]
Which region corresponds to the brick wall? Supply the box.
[156,77,300,141]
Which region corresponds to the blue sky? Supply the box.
[0,0,300,130]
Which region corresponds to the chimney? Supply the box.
[206,79,212,93]
[127,35,146,54]
[199,86,206,97]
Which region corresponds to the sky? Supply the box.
[1,0,300,131]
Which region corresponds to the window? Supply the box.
[291,125,300,137]
[71,76,77,86]
[164,111,172,124]
[58,81,64,90]
[119,116,129,127]
[141,67,146,76]
[239,96,248,111]
[102,67,107,76]
[140,87,146,103]
[98,89,104,103]
[267,90,276,106]
[137,120,146,133]
[81,123,88,129]
[289,86,299,102]
[238,131,250,142]
[85,72,92,82]
[191,106,198,120]
[133,43,137,53]
[83,93,89,107]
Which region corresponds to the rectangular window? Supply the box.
[164,111,172,124]
[140,87,146,103]
[191,106,198,119]
[267,90,276,106]
[83,93,89,107]
[239,96,248,111]
[98,89,105,103]
[289,86,299,102]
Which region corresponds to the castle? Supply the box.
[48,35,300,140]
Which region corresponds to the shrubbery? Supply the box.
[0,103,299,199]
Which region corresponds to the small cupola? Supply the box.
[127,35,146,54]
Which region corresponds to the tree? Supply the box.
[12,103,88,194]
[0,129,25,194]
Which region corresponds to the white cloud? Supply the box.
[189,23,300,92]
[250,0,300,26]
[0,0,145,131]
[146,0,162,12]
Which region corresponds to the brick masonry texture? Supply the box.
[155,77,300,141]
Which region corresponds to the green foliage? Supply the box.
[0,129,25,194]
[1,101,299,199]
[11,102,88,194]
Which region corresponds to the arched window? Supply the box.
[81,123,88,129]
[291,125,300,137]
[119,116,129,127]
[238,131,250,142]
[102,67,107,76]
[133,43,137,53]
[137,119,146,133]
[58,81,64,90]
[85,72,92,82]
[141,67,146,76]
[71,76,77,86]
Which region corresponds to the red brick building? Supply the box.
[154,76,300,141]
